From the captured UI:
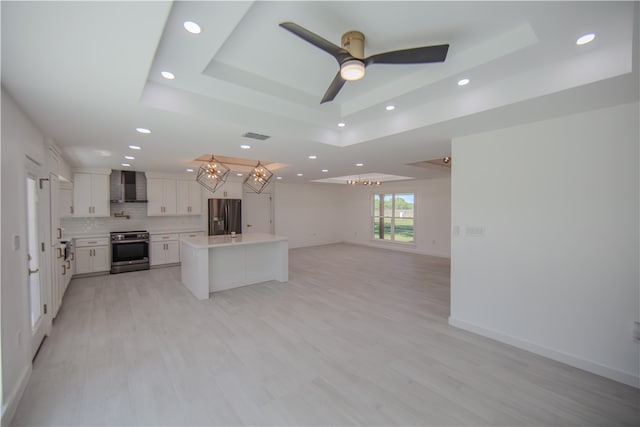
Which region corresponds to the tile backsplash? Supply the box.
[61,203,205,236]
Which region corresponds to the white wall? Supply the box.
[274,183,345,248]
[450,102,640,387]
[1,88,47,423]
[342,178,451,257]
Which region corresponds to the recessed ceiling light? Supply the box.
[136,127,151,134]
[121,163,130,167]
[458,78,470,86]
[183,20,201,34]
[236,173,243,176]
[240,144,251,149]
[338,122,346,127]
[129,145,141,150]
[356,163,364,167]
[576,33,595,45]
[276,176,283,180]
[186,168,194,172]
[322,169,328,173]
[297,173,303,176]
[124,155,135,160]
[161,71,175,80]
[308,155,317,159]
[385,105,395,111]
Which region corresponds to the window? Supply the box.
[372,193,414,243]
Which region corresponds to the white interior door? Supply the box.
[26,161,47,358]
[244,192,273,234]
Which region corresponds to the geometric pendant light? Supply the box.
[196,155,230,194]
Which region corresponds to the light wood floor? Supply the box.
[12,243,639,426]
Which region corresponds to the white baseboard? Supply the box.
[449,317,639,389]
[1,364,31,426]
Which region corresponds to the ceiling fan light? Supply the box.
[340,60,365,81]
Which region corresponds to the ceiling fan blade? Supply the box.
[320,72,346,104]
[366,44,449,66]
[280,22,352,63]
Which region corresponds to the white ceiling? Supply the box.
[2,1,638,183]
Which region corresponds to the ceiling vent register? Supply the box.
[243,132,271,141]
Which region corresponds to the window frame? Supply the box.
[371,191,416,245]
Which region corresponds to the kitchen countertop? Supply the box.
[62,233,109,240]
[181,233,287,249]
[62,228,205,241]
[148,228,205,235]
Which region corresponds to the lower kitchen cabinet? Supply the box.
[150,233,180,266]
[74,237,109,275]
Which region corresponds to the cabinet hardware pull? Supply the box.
[71,252,74,261]
[88,241,97,244]
[67,260,71,269]
[57,228,62,239]
[57,248,63,258]
[62,265,66,275]
[28,268,39,276]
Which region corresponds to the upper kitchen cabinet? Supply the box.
[59,181,74,217]
[47,144,72,181]
[73,170,110,217]
[177,180,202,215]
[204,180,243,199]
[146,177,177,216]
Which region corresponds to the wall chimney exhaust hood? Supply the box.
[110,170,148,203]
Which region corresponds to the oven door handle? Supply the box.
[111,239,149,244]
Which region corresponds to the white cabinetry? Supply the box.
[49,173,62,247]
[147,178,177,216]
[206,180,242,199]
[177,180,202,215]
[74,237,109,275]
[59,181,74,217]
[73,172,110,217]
[150,233,180,266]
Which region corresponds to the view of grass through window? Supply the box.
[372,193,414,243]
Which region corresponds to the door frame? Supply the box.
[25,157,51,359]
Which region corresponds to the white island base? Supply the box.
[180,233,288,300]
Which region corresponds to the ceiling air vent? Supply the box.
[242,132,271,141]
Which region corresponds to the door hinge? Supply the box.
[43,304,47,314]
[41,242,45,252]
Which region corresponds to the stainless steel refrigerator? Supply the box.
[208,198,242,235]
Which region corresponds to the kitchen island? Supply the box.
[180,233,288,300]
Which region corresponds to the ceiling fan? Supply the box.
[279,22,449,104]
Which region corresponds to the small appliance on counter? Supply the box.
[110,230,150,273]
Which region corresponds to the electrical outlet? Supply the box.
[634,322,640,342]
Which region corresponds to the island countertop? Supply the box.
[181,232,288,249]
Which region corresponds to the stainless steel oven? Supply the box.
[110,231,150,274]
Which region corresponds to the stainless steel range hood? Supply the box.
[110,170,148,203]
